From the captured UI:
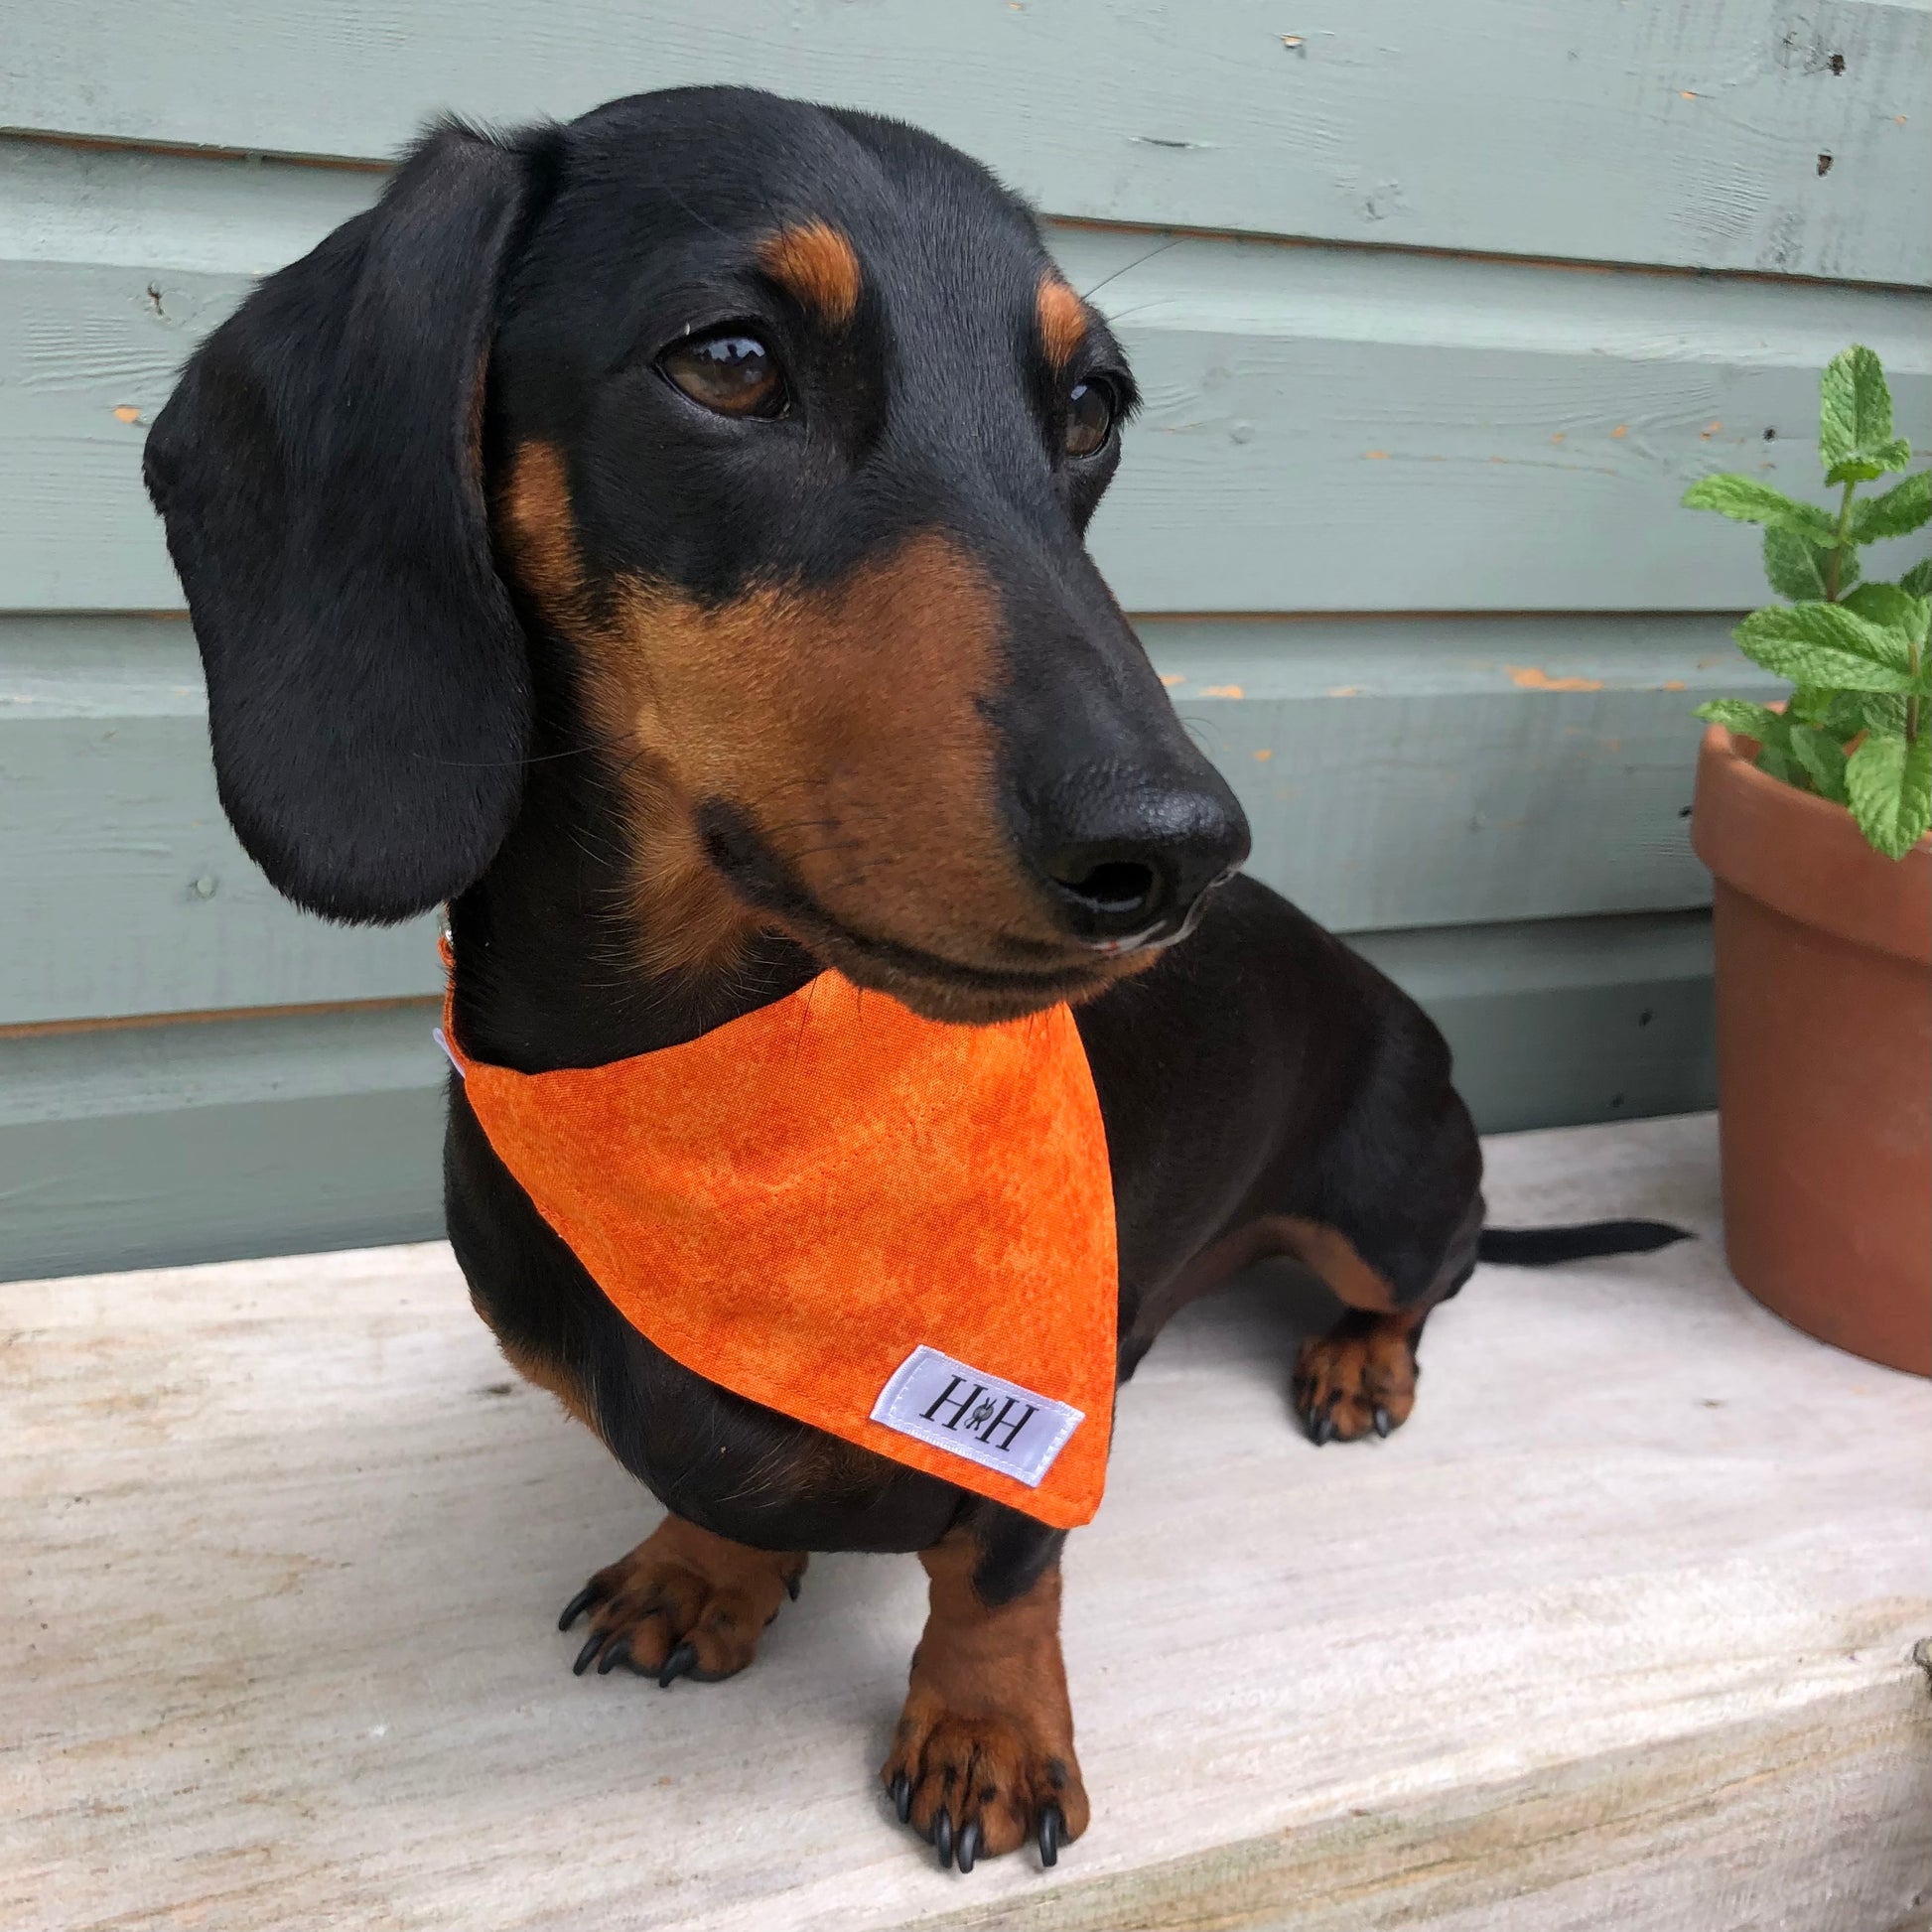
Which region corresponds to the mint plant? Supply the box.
[1684,345,1931,859]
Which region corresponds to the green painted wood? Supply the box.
[1,613,1769,1025]
[1353,912,1716,1134]
[0,912,1714,1281]
[1146,616,1783,935]
[0,621,440,1027]
[5,1,1928,281]
[0,1003,447,1282]
[5,146,1928,612]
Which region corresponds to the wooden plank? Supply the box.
[1148,617,1784,935]
[1354,912,1717,1133]
[4,1115,1927,1931]
[2,614,1763,1024]
[4,1,1929,280]
[0,913,1716,1279]
[5,139,1929,614]
[0,1001,446,1282]
[0,621,440,1027]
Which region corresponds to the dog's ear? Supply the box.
[145,122,549,923]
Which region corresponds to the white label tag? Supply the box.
[432,1026,465,1078]
[870,1345,1083,1489]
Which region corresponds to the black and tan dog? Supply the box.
[145,87,1680,1872]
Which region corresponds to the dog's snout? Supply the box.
[1029,765,1250,951]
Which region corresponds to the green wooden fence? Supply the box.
[4,2,1929,1278]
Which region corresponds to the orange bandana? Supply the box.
[439,971,1118,1529]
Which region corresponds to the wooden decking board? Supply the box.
[4,1114,1926,1929]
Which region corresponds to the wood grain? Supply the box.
[3,1114,1925,1929]
[1,614,1768,1025]
[0,1001,447,1281]
[5,142,1928,614]
[0,913,1716,1280]
[5,0,1929,279]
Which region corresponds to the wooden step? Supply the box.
[4,1113,1926,1930]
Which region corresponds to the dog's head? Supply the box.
[145,88,1248,1023]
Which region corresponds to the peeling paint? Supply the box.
[1699,421,1723,440]
[1611,424,1629,439]
[1201,684,1245,698]
[1661,679,1688,692]
[1327,685,1361,697]
[1160,673,1185,688]
[1506,665,1605,693]
[1253,748,1273,761]
[1364,449,1390,460]
[112,406,141,424]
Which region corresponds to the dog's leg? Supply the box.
[1291,1192,1481,1446]
[557,1513,806,1685]
[1293,1304,1432,1444]
[881,1513,1087,1870]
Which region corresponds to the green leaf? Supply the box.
[1682,475,1837,538]
[1695,699,1788,743]
[1827,442,1912,486]
[1851,470,1932,543]
[1846,731,1932,860]
[1840,585,1932,652]
[1756,739,1802,787]
[1732,602,1917,690]
[1786,685,1833,727]
[1900,559,1932,599]
[1819,345,1901,479]
[1856,692,1911,736]
[1787,724,1851,804]
[1762,526,1857,601]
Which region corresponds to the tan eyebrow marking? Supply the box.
[1036,276,1089,369]
[757,220,863,329]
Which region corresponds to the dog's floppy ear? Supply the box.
[145,122,547,923]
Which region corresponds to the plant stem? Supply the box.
[1910,632,1923,749]
[1826,478,1857,601]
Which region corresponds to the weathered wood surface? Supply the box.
[5,3,1929,1286]
[6,2,1929,280]
[0,913,1719,1283]
[0,1001,447,1282]
[0,613,1768,1027]
[0,621,441,1027]
[7,137,1930,614]
[4,1114,1927,1930]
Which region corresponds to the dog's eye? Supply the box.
[659,332,788,419]
[1063,377,1117,459]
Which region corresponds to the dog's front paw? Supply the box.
[882,1703,1088,1872]
[557,1514,805,1685]
[1294,1310,1420,1445]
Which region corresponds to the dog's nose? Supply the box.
[1028,764,1250,950]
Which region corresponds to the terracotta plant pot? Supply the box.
[1691,725,1931,1376]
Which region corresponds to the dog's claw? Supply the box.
[785,1571,802,1601]
[1310,1405,1335,1446]
[571,1631,606,1676]
[596,1636,632,1676]
[657,1640,698,1688]
[1372,1405,1392,1438]
[558,1585,598,1632]
[1038,1803,1062,1867]
[933,1806,954,1869]
[956,1818,981,1873]
[891,1772,911,1823]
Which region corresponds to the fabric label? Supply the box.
[870,1345,1084,1489]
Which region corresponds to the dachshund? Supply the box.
[144,86,1683,1872]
